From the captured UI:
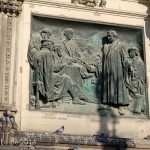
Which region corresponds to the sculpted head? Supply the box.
[41,28,52,40]
[63,28,74,40]
[6,109,11,116]
[86,44,94,55]
[107,30,118,43]
[128,47,139,59]
[1,116,6,122]
[99,0,106,7]
[41,39,54,50]
[10,117,15,123]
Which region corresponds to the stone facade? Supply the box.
[0,0,150,149]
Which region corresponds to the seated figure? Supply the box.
[60,28,92,80]
[33,39,86,105]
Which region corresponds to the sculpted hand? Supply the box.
[67,61,73,65]
[130,66,134,73]
[61,62,67,68]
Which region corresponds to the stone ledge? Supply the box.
[15,132,150,149]
[0,105,17,112]
[1,132,150,149]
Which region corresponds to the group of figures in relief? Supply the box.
[0,110,18,144]
[28,27,147,116]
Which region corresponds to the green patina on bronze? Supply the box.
[28,15,148,118]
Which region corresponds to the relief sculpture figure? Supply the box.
[60,28,96,103]
[28,28,52,106]
[99,0,106,8]
[0,110,18,144]
[128,48,146,114]
[81,44,101,78]
[60,28,93,80]
[28,28,52,68]
[71,0,101,7]
[101,30,132,115]
[27,28,51,105]
[33,39,86,105]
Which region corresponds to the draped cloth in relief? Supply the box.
[102,40,130,105]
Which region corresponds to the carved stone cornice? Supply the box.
[0,0,24,16]
[26,0,149,19]
[71,0,106,8]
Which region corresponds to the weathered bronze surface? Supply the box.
[28,15,148,118]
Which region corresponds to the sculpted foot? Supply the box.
[82,73,93,79]
[118,107,125,115]
[85,99,98,104]
[72,100,86,105]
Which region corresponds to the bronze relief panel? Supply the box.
[28,15,148,118]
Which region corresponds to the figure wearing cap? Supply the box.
[128,47,146,114]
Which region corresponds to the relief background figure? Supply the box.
[28,28,52,107]
[128,48,146,114]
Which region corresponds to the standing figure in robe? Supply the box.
[101,30,131,115]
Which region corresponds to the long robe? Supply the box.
[33,48,74,101]
[129,56,146,113]
[60,39,88,85]
[102,40,130,105]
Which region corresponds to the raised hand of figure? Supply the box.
[67,58,76,65]
[61,62,67,68]
[77,57,86,65]
[129,66,135,77]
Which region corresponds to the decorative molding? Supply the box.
[71,0,106,8]
[4,16,12,104]
[121,0,150,4]
[0,0,24,16]
[0,0,24,109]
[25,0,149,19]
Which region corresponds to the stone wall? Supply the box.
[0,1,150,149]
